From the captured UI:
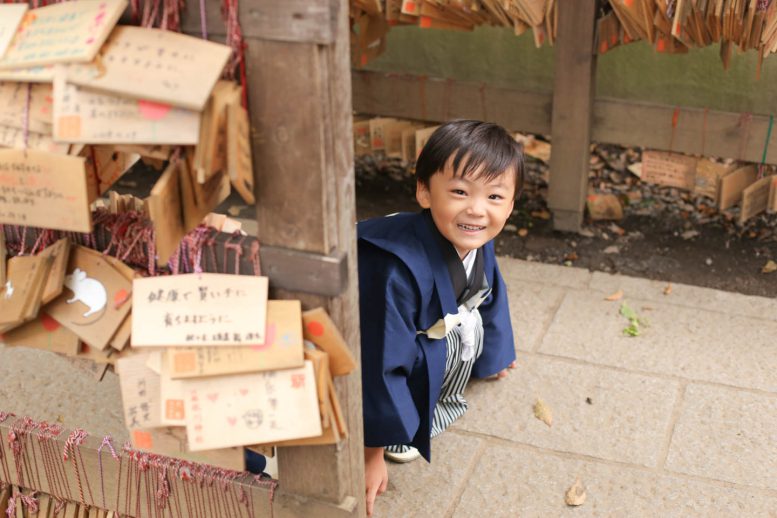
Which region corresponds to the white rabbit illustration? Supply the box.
[65,268,107,318]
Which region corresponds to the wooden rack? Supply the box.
[351,1,777,231]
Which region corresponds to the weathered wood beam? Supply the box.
[241,0,364,513]
[351,69,553,135]
[547,0,599,232]
[178,0,339,43]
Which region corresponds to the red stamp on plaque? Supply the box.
[291,373,305,389]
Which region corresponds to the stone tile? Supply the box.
[506,280,565,352]
[372,431,483,518]
[454,355,678,467]
[498,257,592,290]
[0,345,128,441]
[453,443,777,518]
[590,271,777,322]
[538,290,777,393]
[666,384,777,491]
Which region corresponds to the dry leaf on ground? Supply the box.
[663,283,672,295]
[564,479,586,506]
[762,260,777,274]
[604,289,624,301]
[518,228,529,237]
[533,398,553,427]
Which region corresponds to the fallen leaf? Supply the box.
[518,228,529,238]
[227,206,242,217]
[56,415,65,424]
[533,398,553,427]
[604,289,624,301]
[603,245,620,255]
[620,303,638,320]
[663,283,672,295]
[619,302,647,337]
[564,479,587,506]
[762,260,777,274]
[564,251,579,262]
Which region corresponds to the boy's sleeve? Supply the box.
[359,241,423,447]
[471,254,516,378]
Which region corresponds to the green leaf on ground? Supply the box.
[619,302,647,337]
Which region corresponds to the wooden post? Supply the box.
[236,1,365,516]
[547,0,598,232]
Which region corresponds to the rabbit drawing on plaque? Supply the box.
[65,268,107,318]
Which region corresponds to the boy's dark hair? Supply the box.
[416,120,524,198]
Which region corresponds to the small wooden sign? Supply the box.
[46,246,133,350]
[166,300,305,379]
[227,102,255,204]
[148,160,186,266]
[719,164,756,210]
[53,75,200,144]
[302,307,357,376]
[0,254,52,332]
[739,175,772,223]
[81,145,141,203]
[3,311,81,356]
[768,177,777,213]
[38,237,70,304]
[182,360,322,451]
[0,149,91,232]
[131,273,269,347]
[0,0,127,69]
[0,81,52,133]
[415,126,440,159]
[0,5,27,60]
[694,158,735,199]
[66,26,231,111]
[641,150,697,190]
[116,352,163,429]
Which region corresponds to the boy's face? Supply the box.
[416,162,515,259]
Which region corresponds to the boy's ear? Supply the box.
[416,180,431,209]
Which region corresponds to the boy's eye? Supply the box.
[451,189,466,196]
[489,194,504,200]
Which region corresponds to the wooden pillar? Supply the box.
[547,0,598,232]
[183,1,364,515]
[243,2,364,517]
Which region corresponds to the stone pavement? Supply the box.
[373,258,777,518]
[1,258,775,517]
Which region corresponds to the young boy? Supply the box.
[357,120,523,515]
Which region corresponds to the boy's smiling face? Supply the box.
[416,159,516,259]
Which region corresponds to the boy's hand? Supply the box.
[489,360,517,380]
[364,446,388,516]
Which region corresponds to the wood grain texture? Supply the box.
[351,69,553,134]
[180,0,337,43]
[242,0,364,512]
[547,0,598,232]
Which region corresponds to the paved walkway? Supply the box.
[374,258,777,517]
[1,258,775,517]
